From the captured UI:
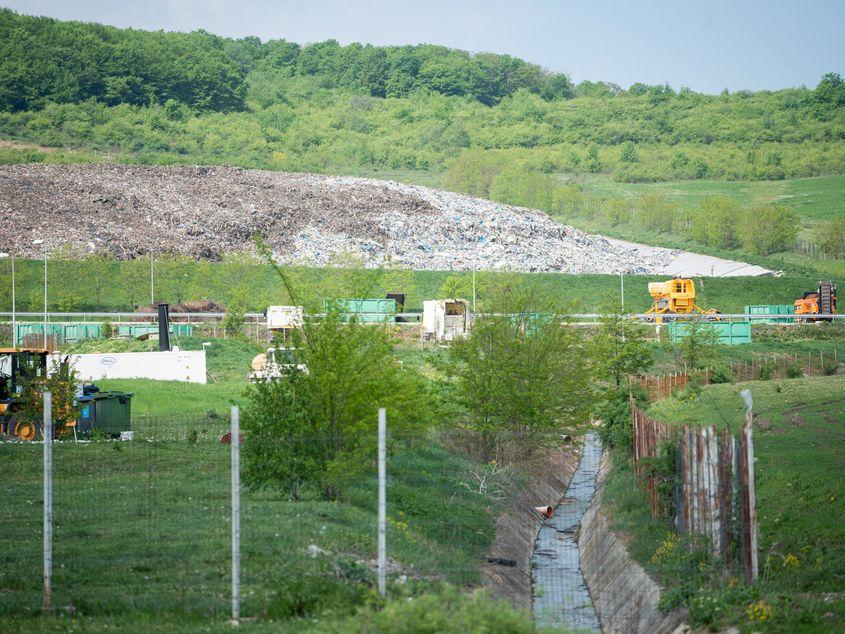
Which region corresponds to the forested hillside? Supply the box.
[1,8,844,271]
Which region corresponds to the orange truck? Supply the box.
[794,281,837,322]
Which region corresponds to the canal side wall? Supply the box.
[482,444,581,612]
[579,452,687,634]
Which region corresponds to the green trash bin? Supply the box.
[77,391,133,436]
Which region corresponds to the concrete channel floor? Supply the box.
[532,432,603,633]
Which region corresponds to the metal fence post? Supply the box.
[378,407,387,598]
[231,405,240,624]
[43,391,53,614]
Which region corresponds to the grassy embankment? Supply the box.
[550,173,845,278]
[0,334,534,631]
[0,257,823,315]
[604,375,845,632]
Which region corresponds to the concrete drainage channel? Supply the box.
[532,431,603,632]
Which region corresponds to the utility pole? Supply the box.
[0,253,14,347]
[472,268,477,313]
[150,251,155,305]
[230,405,240,624]
[32,240,47,348]
[620,273,625,312]
[42,391,53,614]
[377,408,387,598]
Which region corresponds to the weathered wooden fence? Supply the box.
[638,350,838,396]
[637,369,708,401]
[631,401,758,582]
[729,350,836,381]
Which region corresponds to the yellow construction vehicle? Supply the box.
[0,348,49,440]
[643,278,720,323]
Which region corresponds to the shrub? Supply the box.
[598,383,649,449]
[268,557,370,620]
[822,360,839,375]
[738,204,798,255]
[757,360,776,381]
[222,301,245,336]
[334,588,535,633]
[786,363,804,379]
[242,307,430,499]
[708,364,733,384]
[445,309,592,462]
[690,197,742,249]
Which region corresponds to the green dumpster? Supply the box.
[744,305,794,324]
[77,391,133,436]
[668,321,752,345]
[324,298,397,323]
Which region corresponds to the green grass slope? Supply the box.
[607,376,845,632]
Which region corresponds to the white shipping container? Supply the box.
[266,306,304,330]
[50,350,207,384]
[422,299,472,341]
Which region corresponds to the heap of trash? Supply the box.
[0,163,676,274]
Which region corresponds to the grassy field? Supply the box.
[606,376,845,632]
[0,330,541,631]
[572,174,845,223]
[0,429,526,631]
[0,256,823,315]
[550,173,845,277]
[649,329,845,375]
[61,336,261,429]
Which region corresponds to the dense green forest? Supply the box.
[1,8,844,272]
[2,8,843,181]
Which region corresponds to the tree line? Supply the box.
[0,8,573,112]
[443,151,802,256]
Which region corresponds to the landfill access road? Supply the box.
[604,238,777,277]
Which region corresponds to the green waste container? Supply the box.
[744,305,794,324]
[668,321,752,345]
[77,391,133,436]
[324,298,397,323]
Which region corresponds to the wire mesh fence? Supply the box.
[4,405,601,626]
[2,389,777,632]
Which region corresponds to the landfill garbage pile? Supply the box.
[0,163,677,274]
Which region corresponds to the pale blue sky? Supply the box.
[4,0,843,93]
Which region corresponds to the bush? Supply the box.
[708,364,733,384]
[268,557,370,620]
[690,197,742,249]
[598,383,649,449]
[222,302,245,336]
[822,360,839,375]
[330,588,535,633]
[786,363,804,379]
[738,204,798,255]
[444,310,592,462]
[242,307,430,499]
[758,360,776,381]
[812,219,845,260]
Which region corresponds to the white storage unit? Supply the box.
[422,299,472,341]
[51,350,207,384]
[266,306,304,330]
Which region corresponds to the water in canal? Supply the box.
[532,431,603,632]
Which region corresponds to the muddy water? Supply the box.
[532,432,603,632]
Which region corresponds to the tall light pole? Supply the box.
[0,253,14,347]
[33,240,47,349]
[150,250,155,306]
[620,273,625,313]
